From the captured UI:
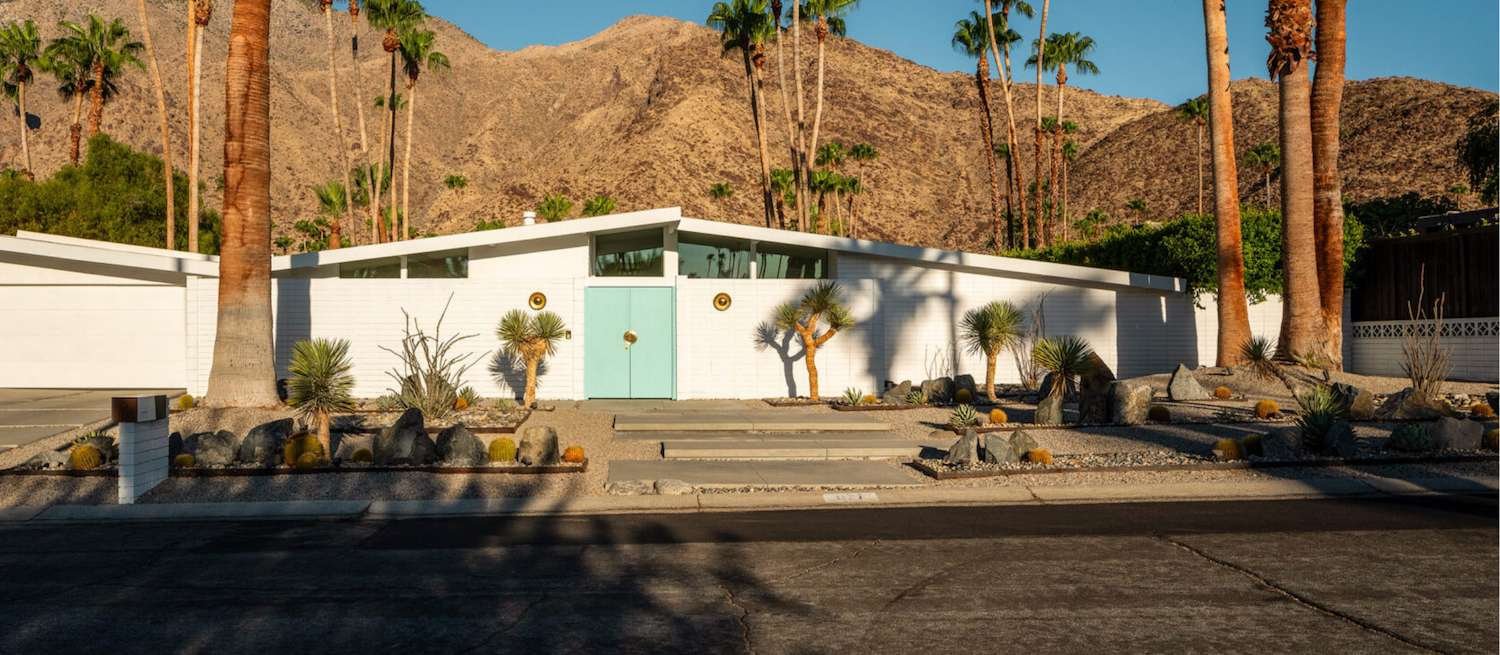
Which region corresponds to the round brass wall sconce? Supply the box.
[712,292,732,311]
[528,292,547,310]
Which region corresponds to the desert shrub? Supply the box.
[1294,386,1348,452]
[989,408,1009,424]
[949,404,981,428]
[351,448,374,464]
[488,437,518,463]
[172,453,196,468]
[383,296,483,420]
[1484,429,1499,451]
[905,389,926,405]
[1471,403,1496,419]
[1385,424,1435,453]
[1254,399,1281,419]
[1240,434,1264,457]
[69,444,103,470]
[282,433,325,467]
[375,394,401,411]
[294,451,321,470]
[955,388,973,404]
[1147,406,1171,422]
[1213,438,1244,461]
[456,386,481,411]
[176,394,195,411]
[1213,386,1233,400]
[562,446,586,463]
[1026,448,1054,465]
[842,388,864,406]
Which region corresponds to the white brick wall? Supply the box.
[118,418,170,504]
[1350,318,1499,382]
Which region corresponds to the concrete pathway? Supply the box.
[608,459,921,487]
[0,388,182,450]
[614,411,886,432]
[661,438,927,460]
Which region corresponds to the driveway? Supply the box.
[0,389,182,450]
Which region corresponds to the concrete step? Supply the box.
[662,438,924,460]
[608,459,921,487]
[613,412,886,432]
[615,430,895,442]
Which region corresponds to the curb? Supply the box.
[2,476,1494,525]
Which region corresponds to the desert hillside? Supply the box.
[1,1,1494,250]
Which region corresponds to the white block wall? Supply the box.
[118,418,170,504]
[1350,318,1499,382]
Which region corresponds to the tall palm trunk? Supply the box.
[400,77,416,240]
[1062,149,1070,228]
[1053,69,1066,241]
[1032,0,1049,248]
[385,45,398,241]
[1274,48,1322,360]
[974,56,1003,252]
[1311,0,1347,367]
[88,59,105,136]
[1195,120,1204,214]
[990,3,1029,249]
[14,80,29,175]
[744,51,775,229]
[187,0,209,253]
[1203,0,1251,366]
[792,1,809,232]
[68,90,84,164]
[375,93,392,241]
[349,1,379,245]
[771,3,801,231]
[136,0,176,250]
[205,0,279,408]
[321,2,351,249]
[806,18,829,202]
[1002,148,1015,247]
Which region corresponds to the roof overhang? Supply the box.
[0,233,220,277]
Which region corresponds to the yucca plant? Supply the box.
[1294,385,1348,453]
[949,403,981,428]
[1240,335,1299,396]
[287,338,356,457]
[842,387,864,406]
[960,300,1024,402]
[1032,336,1096,404]
[497,309,568,408]
[380,297,483,420]
[771,281,854,401]
[456,385,481,411]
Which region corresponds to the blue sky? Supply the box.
[422,0,1498,104]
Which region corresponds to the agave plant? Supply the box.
[949,404,981,428]
[1294,385,1348,453]
[1032,335,1096,401]
[287,338,356,457]
[497,309,568,408]
[960,300,1024,402]
[842,387,864,406]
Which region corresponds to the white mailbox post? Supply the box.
[112,395,170,504]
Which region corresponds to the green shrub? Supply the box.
[1295,386,1348,452]
[949,404,980,428]
[1385,424,1435,453]
[488,437,518,463]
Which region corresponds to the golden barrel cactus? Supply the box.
[488,437,518,463]
[1026,448,1054,466]
[172,453,196,469]
[69,444,104,470]
[562,446,586,463]
[1213,386,1233,400]
[1254,399,1281,419]
[989,408,1009,424]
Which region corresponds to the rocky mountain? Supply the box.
[2,1,1494,250]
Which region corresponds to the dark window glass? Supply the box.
[407,249,469,278]
[594,229,664,277]
[756,242,827,279]
[338,256,401,279]
[678,233,751,279]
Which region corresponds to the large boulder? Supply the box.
[22,451,67,470]
[943,429,981,466]
[982,430,1038,465]
[954,374,979,400]
[920,377,953,404]
[1431,417,1483,450]
[517,425,560,466]
[187,430,239,466]
[1034,388,1065,425]
[1078,354,1116,423]
[1378,388,1453,420]
[236,419,293,467]
[435,424,487,466]
[1110,380,1154,425]
[1260,428,1301,460]
[1325,421,1359,459]
[374,409,437,466]
[1331,383,1376,421]
[882,380,913,405]
[1487,391,1498,414]
[1167,364,1210,401]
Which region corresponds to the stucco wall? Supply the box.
[1350,318,1499,382]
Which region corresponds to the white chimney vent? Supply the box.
[522,211,537,226]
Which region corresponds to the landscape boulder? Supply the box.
[1378,388,1453,420]
[1260,428,1301,460]
[435,424,487,467]
[517,425,561,466]
[1330,383,1377,421]
[954,374,979,400]
[373,409,437,466]
[1487,391,1499,414]
[1034,388,1065,425]
[1324,420,1359,459]
[188,431,239,466]
[1167,364,1210,401]
[168,432,184,458]
[882,380,913,405]
[22,451,66,470]
[1109,380,1154,425]
[1078,353,1116,423]
[237,419,293,467]
[982,430,1038,465]
[654,479,694,495]
[1431,417,1483,451]
[920,377,953,404]
[943,429,981,466]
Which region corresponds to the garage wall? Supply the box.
[0,260,187,388]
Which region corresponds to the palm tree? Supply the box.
[768,0,805,232]
[54,15,143,140]
[1038,115,1059,240]
[709,181,735,202]
[347,0,382,245]
[582,195,616,217]
[366,0,426,241]
[396,27,448,241]
[1244,142,1280,207]
[1311,0,1347,368]
[186,0,212,252]
[1029,0,1049,248]
[497,309,567,408]
[1265,0,1322,361]
[287,338,356,458]
[0,20,39,177]
[313,180,349,243]
[797,0,859,225]
[133,0,176,249]
[372,91,405,240]
[1061,134,1077,229]
[980,0,1033,248]
[847,142,876,237]
[1176,96,1209,215]
[536,193,572,222]
[708,0,777,229]
[770,168,794,227]
[1202,0,1252,367]
[772,281,854,400]
[954,12,1005,253]
[205,0,279,407]
[1032,335,1094,423]
[39,37,90,165]
[315,0,353,249]
[1028,31,1096,243]
[961,300,1024,401]
[995,142,1016,246]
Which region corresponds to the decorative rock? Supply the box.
[1010,429,1039,454]
[1325,420,1359,458]
[954,374,978,400]
[607,480,654,496]
[187,431,239,466]
[1379,388,1452,420]
[168,432,184,458]
[1078,354,1116,423]
[882,380,913,405]
[920,377,954,404]
[1109,380,1154,425]
[943,429,981,466]
[517,425,560,466]
[654,479,694,496]
[1038,373,1066,401]
[234,419,293,467]
[1431,417,1483,450]
[1487,391,1498,414]
[22,451,67,470]
[1260,428,1300,460]
[435,424,487,466]
[1167,364,1210,401]
[980,433,1021,465]
[1331,383,1376,420]
[373,409,436,466]
[1034,388,1065,425]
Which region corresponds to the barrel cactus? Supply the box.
[955,388,973,404]
[488,437,518,463]
[989,408,1009,424]
[282,433,325,467]
[1213,438,1244,461]
[295,451,321,470]
[69,444,104,470]
[176,394,196,411]
[1026,448,1054,465]
[1213,386,1233,400]
[562,446,586,463]
[350,448,374,464]
[1472,403,1496,419]
[1254,399,1281,419]
[172,453,196,469]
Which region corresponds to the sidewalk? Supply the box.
[4,475,1494,524]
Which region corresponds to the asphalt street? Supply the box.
[0,495,1494,654]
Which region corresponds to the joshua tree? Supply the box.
[497,309,567,408]
[1244,142,1280,208]
[186,0,213,252]
[0,20,40,176]
[961,300,1024,401]
[708,0,776,228]
[205,0,280,407]
[1311,0,1347,368]
[772,281,854,400]
[1032,335,1094,422]
[396,27,448,240]
[1201,0,1252,367]
[1265,0,1322,362]
[953,11,1005,252]
[287,338,356,457]
[536,193,572,222]
[582,195,616,217]
[1176,96,1209,215]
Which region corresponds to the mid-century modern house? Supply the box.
[7,205,1457,400]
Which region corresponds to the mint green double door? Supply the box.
[584,287,676,399]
